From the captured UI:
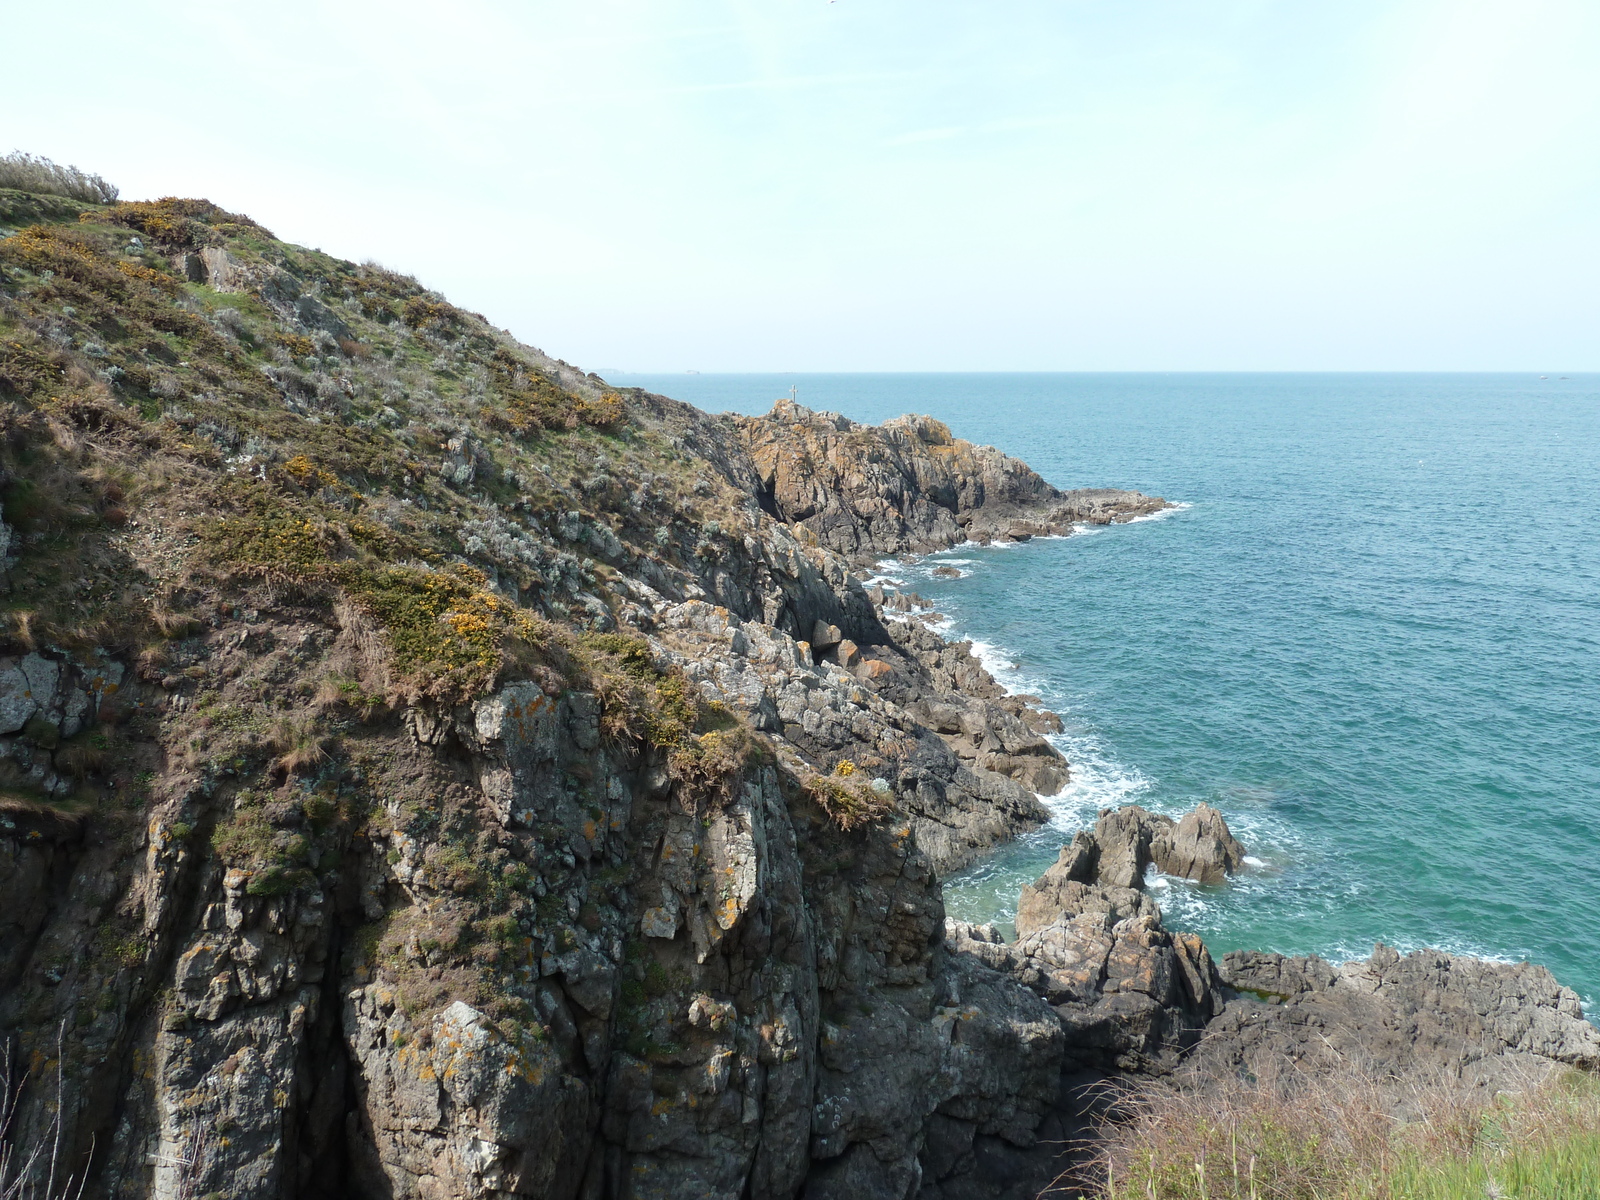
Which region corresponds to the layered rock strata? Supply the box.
[1203,945,1600,1089]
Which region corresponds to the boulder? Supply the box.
[810,620,843,651]
[834,638,861,669]
[1150,803,1245,884]
[856,658,893,683]
[1037,804,1247,894]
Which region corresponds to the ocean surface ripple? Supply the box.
[628,372,1600,1005]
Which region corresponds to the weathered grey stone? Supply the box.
[811,620,844,650]
[1151,803,1245,884]
[1090,805,1168,889]
[1199,944,1600,1090]
[0,659,37,733]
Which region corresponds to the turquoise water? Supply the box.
[624,373,1600,1006]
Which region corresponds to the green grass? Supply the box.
[1383,1133,1600,1199]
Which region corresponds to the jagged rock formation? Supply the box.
[1152,804,1245,884]
[736,400,1167,559]
[959,803,1244,1078]
[1018,803,1246,906]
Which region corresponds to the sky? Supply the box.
[7,1,1600,371]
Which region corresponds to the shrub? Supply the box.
[205,504,337,577]
[0,151,119,203]
[401,296,457,329]
[806,770,893,831]
[577,631,766,804]
[575,392,627,432]
[337,563,549,700]
[97,196,272,247]
[267,714,329,774]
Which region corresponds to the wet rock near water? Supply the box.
[1026,802,1248,896]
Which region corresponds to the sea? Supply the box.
[621,372,1600,1009]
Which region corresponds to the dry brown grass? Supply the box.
[805,760,894,831]
[1072,1056,1600,1200]
[149,606,201,639]
[267,714,329,775]
[0,151,118,204]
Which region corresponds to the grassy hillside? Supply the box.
[0,186,778,826]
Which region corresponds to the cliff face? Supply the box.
[0,187,1096,1200]
[0,185,1593,1200]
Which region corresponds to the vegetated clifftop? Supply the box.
[0,184,1593,1200]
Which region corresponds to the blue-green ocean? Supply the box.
[624,373,1600,1008]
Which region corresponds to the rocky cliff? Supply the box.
[0,184,1140,1200]
[0,184,1592,1200]
[737,400,1166,559]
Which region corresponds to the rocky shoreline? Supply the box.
[0,190,1592,1200]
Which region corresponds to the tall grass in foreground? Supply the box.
[0,153,118,204]
[0,1027,88,1200]
[1083,1062,1600,1200]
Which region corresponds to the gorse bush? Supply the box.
[578,631,766,806]
[0,151,119,204]
[806,760,894,831]
[97,196,271,246]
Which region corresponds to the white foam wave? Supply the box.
[1125,501,1192,524]
[1314,937,1526,970]
[1034,725,1152,832]
[966,639,1026,689]
[1242,855,1266,868]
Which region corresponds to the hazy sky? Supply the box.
[9,1,1599,371]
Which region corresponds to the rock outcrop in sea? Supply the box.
[0,184,1592,1200]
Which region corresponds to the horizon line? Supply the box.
[598,368,1596,377]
